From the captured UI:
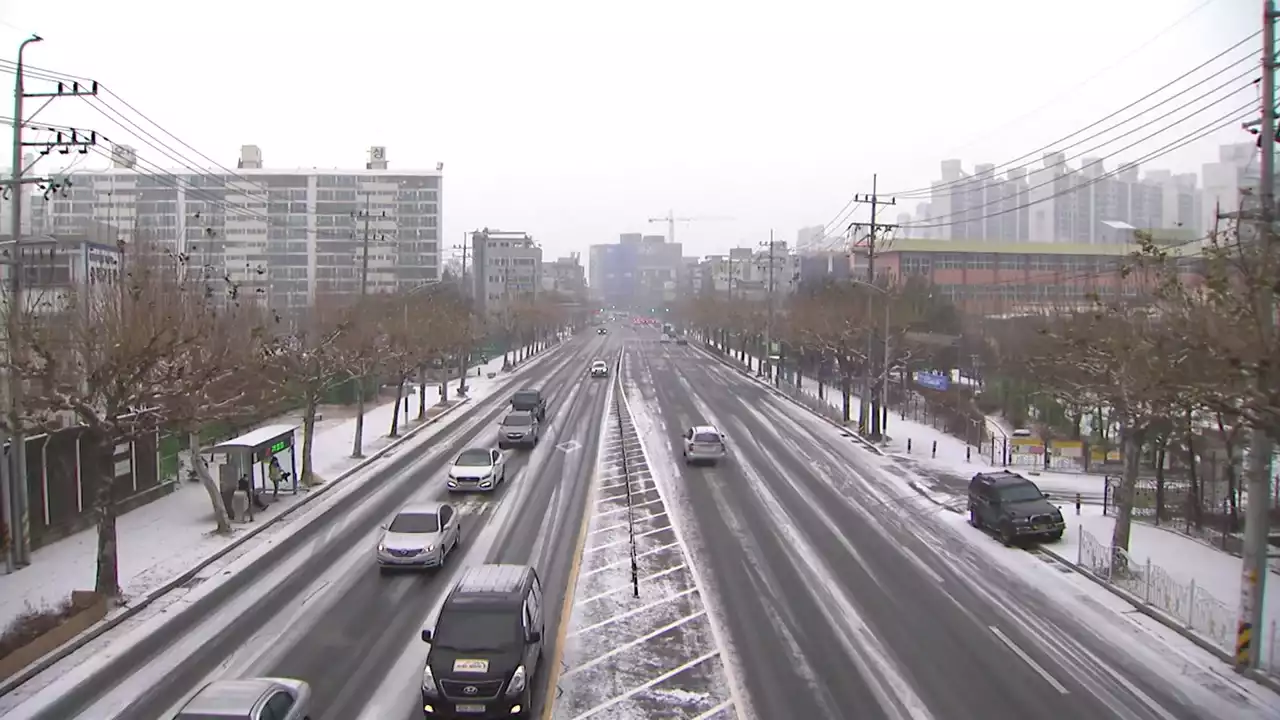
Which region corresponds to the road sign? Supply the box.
[913,371,950,391]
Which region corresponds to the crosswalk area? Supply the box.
[552,387,736,720]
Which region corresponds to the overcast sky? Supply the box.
[0,0,1260,264]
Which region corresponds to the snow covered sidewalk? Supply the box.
[1045,503,1280,673]
[0,351,522,637]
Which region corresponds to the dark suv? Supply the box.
[967,471,1065,545]
[509,389,546,421]
[421,564,545,718]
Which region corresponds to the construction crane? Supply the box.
[647,210,734,245]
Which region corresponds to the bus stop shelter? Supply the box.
[204,424,299,521]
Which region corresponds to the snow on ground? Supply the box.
[0,349,527,636]
[553,378,736,720]
[1046,502,1280,671]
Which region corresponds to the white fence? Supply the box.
[1077,529,1278,675]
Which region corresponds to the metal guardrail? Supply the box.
[1075,528,1279,674]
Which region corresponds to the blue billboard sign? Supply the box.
[914,371,950,391]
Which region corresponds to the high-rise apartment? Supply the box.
[37,144,443,309]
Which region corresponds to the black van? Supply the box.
[421,564,545,719]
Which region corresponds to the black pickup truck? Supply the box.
[510,388,547,421]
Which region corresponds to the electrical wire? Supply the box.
[886,31,1261,199]
[812,29,1258,244]
[903,94,1255,230]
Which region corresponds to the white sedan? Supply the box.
[446,447,507,492]
[590,360,609,377]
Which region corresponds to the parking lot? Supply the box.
[551,389,736,720]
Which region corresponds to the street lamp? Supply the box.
[849,279,892,439]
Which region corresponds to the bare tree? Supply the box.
[260,296,352,486]
[335,300,388,459]
[4,242,261,599]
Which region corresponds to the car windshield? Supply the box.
[592,362,606,368]
[997,484,1045,503]
[503,414,532,426]
[433,609,523,652]
[513,391,539,404]
[176,715,250,720]
[694,432,721,444]
[455,450,492,467]
[389,512,439,533]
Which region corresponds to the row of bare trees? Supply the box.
[0,241,568,601]
[999,227,1280,554]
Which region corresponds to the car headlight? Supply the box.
[506,665,527,696]
[422,665,438,696]
[421,545,434,554]
[377,543,386,552]
[1012,517,1030,524]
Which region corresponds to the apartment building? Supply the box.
[908,154,1200,244]
[470,229,542,317]
[37,144,443,310]
[542,253,586,297]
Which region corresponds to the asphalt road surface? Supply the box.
[24,332,616,720]
[628,336,1269,720]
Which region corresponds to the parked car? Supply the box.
[967,470,1065,545]
[590,360,609,378]
[498,411,540,449]
[376,501,461,572]
[510,389,547,421]
[447,447,507,493]
[681,425,727,465]
[173,677,312,720]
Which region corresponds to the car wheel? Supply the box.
[1000,525,1016,546]
[1049,531,1063,542]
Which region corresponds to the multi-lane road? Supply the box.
[6,331,618,720]
[627,333,1279,720]
[5,323,1277,720]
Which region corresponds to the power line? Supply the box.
[904,95,1255,230]
[880,29,1259,197]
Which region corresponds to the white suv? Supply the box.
[681,425,727,465]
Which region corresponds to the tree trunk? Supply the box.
[1153,439,1167,526]
[301,389,319,485]
[351,372,366,458]
[89,427,121,599]
[1110,424,1144,564]
[190,431,231,534]
[439,362,450,404]
[1185,407,1201,531]
[418,365,428,420]
[390,376,405,437]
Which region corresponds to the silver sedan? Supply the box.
[174,677,311,720]
[376,501,461,572]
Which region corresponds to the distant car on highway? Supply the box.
[590,360,609,378]
[510,389,547,421]
[447,447,507,493]
[681,425,727,465]
[597,327,608,335]
[659,334,672,344]
[967,470,1064,545]
[376,501,461,572]
[498,411,539,449]
[675,337,688,345]
[173,677,312,720]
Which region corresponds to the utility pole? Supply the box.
[452,231,471,395]
[759,232,779,383]
[852,174,897,439]
[349,197,385,459]
[1235,0,1277,673]
[4,36,97,571]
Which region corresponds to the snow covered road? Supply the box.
[2,332,617,720]
[626,338,1280,720]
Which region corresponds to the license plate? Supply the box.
[456,704,485,713]
[453,658,490,673]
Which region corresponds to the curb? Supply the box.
[1036,546,1280,695]
[0,344,564,697]
[691,339,885,457]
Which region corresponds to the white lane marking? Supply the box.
[989,625,1070,695]
[595,486,659,504]
[576,564,688,606]
[578,540,682,578]
[569,587,701,637]
[620,351,748,719]
[587,520,630,536]
[584,524,674,554]
[597,478,630,491]
[692,700,735,720]
[595,496,664,517]
[562,610,708,679]
[566,650,721,720]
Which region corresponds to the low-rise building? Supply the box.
[470,229,542,317]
